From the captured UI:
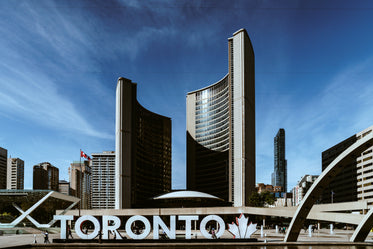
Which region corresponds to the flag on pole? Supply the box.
[80,150,91,161]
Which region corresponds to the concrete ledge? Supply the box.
[20,241,373,248]
[53,238,258,243]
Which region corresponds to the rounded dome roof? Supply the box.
[153,190,222,200]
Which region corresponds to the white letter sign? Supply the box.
[125,215,151,240]
[75,215,100,240]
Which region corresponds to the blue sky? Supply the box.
[1,0,373,191]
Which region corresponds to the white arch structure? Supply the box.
[350,205,373,242]
[285,132,373,242]
[0,191,80,229]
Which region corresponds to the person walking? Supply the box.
[43,231,50,243]
[67,225,73,239]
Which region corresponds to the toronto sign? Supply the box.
[54,213,257,240]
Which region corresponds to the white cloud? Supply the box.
[0,64,113,140]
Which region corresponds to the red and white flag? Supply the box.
[80,150,91,161]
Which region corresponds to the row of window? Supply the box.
[196,112,229,130]
[199,133,229,148]
[196,105,229,125]
[196,87,229,110]
[195,77,228,102]
[196,126,229,143]
[196,116,229,135]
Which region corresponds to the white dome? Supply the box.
[153,190,222,200]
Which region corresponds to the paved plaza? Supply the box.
[1,228,372,248]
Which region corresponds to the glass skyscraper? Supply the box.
[186,29,255,207]
[273,128,287,193]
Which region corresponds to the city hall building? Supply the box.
[186,29,255,207]
[115,77,172,209]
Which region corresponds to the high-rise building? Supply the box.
[321,126,373,206]
[321,134,357,204]
[273,128,287,193]
[186,29,255,207]
[33,162,59,191]
[0,147,7,189]
[7,157,24,190]
[91,151,115,209]
[115,77,172,209]
[69,161,91,209]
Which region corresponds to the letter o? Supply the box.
[75,215,100,240]
[200,215,225,239]
[125,215,151,240]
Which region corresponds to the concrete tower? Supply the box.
[115,77,171,209]
[186,29,255,207]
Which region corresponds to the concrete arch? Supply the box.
[284,132,373,242]
[350,206,373,242]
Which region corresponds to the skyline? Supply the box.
[1,0,373,191]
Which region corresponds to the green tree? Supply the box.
[248,191,276,207]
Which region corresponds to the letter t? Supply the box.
[54,215,74,239]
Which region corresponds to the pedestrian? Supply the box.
[67,225,73,239]
[43,231,50,244]
[211,228,217,239]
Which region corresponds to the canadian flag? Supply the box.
[80,150,91,161]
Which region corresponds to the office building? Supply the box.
[322,126,373,206]
[186,29,255,207]
[91,151,115,209]
[321,134,357,204]
[7,157,24,190]
[58,180,70,195]
[115,77,172,209]
[321,126,373,206]
[33,162,59,191]
[0,147,7,189]
[69,161,91,209]
[272,128,287,192]
[292,175,318,206]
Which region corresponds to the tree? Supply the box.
[248,191,276,207]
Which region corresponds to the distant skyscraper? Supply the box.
[115,77,172,209]
[69,161,91,209]
[7,157,24,190]
[33,162,59,191]
[273,128,287,192]
[0,147,7,189]
[91,151,115,209]
[186,29,255,207]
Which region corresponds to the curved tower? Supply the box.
[186,29,255,207]
[115,77,171,209]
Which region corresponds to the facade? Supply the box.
[91,151,116,209]
[356,127,373,206]
[186,29,255,207]
[274,192,293,207]
[6,157,24,190]
[292,175,318,206]
[115,77,172,209]
[58,180,70,195]
[33,162,59,191]
[272,128,287,192]
[321,134,358,204]
[0,147,7,189]
[69,161,91,209]
[256,183,283,194]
